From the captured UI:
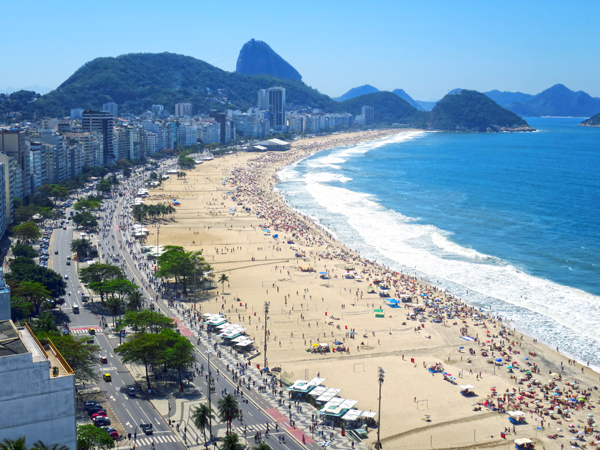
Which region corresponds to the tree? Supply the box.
[12,281,51,316]
[218,394,240,434]
[97,179,112,193]
[165,335,195,385]
[117,310,174,334]
[105,297,123,326]
[0,437,27,450]
[126,289,144,312]
[72,211,98,228]
[221,433,240,450]
[12,243,38,258]
[191,403,215,446]
[76,424,115,450]
[7,258,66,298]
[70,238,91,260]
[79,263,125,302]
[116,332,165,389]
[218,273,229,294]
[35,331,100,382]
[31,311,59,333]
[30,440,70,450]
[50,185,70,204]
[74,197,101,211]
[14,205,40,223]
[123,167,132,178]
[154,246,211,295]
[12,221,41,242]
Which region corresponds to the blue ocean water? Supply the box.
[276,118,600,367]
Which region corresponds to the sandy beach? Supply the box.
[143,130,600,450]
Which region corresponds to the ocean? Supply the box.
[275,118,600,368]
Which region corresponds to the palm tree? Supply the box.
[218,394,240,434]
[31,441,70,450]
[70,238,91,260]
[253,441,272,450]
[191,403,215,446]
[0,437,27,450]
[221,433,239,450]
[218,273,229,294]
[106,297,123,326]
[126,289,144,311]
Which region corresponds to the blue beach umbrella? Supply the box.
[496,358,503,362]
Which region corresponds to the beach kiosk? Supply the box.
[287,377,326,400]
[318,398,359,426]
[514,438,535,449]
[508,411,527,425]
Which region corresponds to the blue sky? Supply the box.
[2,0,599,100]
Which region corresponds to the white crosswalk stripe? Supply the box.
[134,435,177,447]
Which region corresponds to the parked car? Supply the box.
[91,411,107,419]
[103,427,118,439]
[84,401,101,411]
[93,417,111,427]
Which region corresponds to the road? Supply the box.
[53,164,316,450]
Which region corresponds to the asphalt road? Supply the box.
[51,164,312,450]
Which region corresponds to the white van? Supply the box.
[73,304,80,314]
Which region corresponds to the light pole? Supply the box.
[376,367,385,449]
[263,302,269,371]
[205,349,213,444]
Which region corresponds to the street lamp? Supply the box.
[376,367,385,449]
[263,302,269,371]
[205,349,213,444]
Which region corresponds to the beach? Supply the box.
[144,129,600,450]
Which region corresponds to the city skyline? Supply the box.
[1,0,600,100]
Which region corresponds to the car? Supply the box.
[63,226,66,230]
[93,417,111,426]
[103,427,118,439]
[100,356,108,364]
[54,250,58,254]
[139,423,153,435]
[64,275,68,279]
[66,261,71,265]
[91,411,107,419]
[103,373,111,381]
[127,387,136,397]
[84,401,101,411]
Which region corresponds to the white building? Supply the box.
[0,320,76,449]
[174,103,192,117]
[102,102,119,117]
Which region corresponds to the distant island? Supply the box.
[427,90,535,132]
[579,113,600,127]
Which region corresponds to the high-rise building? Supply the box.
[82,111,116,165]
[102,102,118,117]
[151,105,164,118]
[174,103,192,117]
[70,108,84,120]
[258,89,269,110]
[361,106,375,126]
[0,129,31,199]
[0,166,7,242]
[29,142,47,191]
[0,320,76,449]
[267,87,286,132]
[0,153,17,225]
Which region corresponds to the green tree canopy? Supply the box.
[154,246,212,294]
[79,263,125,302]
[117,309,174,334]
[191,403,215,445]
[35,331,100,382]
[70,238,92,260]
[7,258,66,298]
[13,281,51,316]
[72,211,98,228]
[76,424,115,450]
[12,243,38,258]
[12,221,41,242]
[218,394,240,434]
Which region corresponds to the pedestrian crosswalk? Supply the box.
[235,423,275,434]
[70,327,102,334]
[133,434,178,447]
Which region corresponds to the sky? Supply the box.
[2,0,600,100]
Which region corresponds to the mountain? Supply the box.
[427,89,534,132]
[392,89,424,110]
[235,39,302,81]
[415,100,437,111]
[334,85,379,102]
[493,84,600,117]
[30,52,340,117]
[484,90,533,108]
[341,91,428,128]
[579,112,600,127]
[1,85,53,95]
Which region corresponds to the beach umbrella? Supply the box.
[506,366,514,369]
[496,358,503,362]
[459,347,465,349]
[334,340,343,345]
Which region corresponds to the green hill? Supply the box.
[579,112,600,127]
[341,91,429,128]
[427,89,534,132]
[31,52,342,117]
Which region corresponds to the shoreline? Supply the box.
[269,132,600,374]
[149,130,600,449]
